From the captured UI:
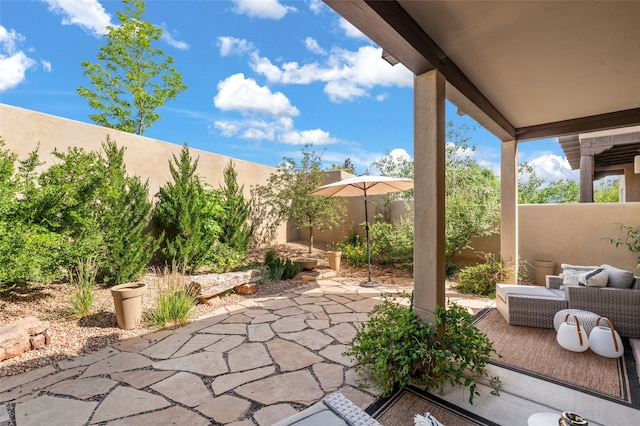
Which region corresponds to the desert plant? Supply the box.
[369,214,414,268]
[263,250,300,280]
[146,267,197,327]
[66,258,98,318]
[345,294,500,404]
[456,254,510,297]
[218,160,253,255]
[609,223,640,269]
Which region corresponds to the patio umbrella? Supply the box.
[310,175,414,287]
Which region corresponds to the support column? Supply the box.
[413,70,446,323]
[580,155,594,203]
[500,140,518,283]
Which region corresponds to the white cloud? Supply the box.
[250,45,412,103]
[528,154,578,183]
[43,0,112,37]
[0,26,36,91]
[41,60,52,72]
[304,37,326,55]
[251,46,413,102]
[279,128,337,145]
[339,17,368,40]
[161,28,189,50]
[218,36,255,57]
[214,73,299,117]
[308,0,324,15]
[231,0,296,20]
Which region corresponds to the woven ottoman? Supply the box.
[553,309,600,336]
[496,284,567,329]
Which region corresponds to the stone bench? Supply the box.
[186,269,262,303]
[0,316,50,361]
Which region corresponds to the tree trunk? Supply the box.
[309,228,314,254]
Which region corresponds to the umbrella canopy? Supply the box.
[310,175,414,197]
[311,175,414,287]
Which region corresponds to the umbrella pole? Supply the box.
[364,193,372,283]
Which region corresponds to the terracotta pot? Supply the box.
[111,283,146,330]
[327,251,342,271]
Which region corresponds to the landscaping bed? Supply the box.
[0,242,413,376]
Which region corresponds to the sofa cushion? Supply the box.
[578,268,608,287]
[560,264,598,289]
[601,264,634,289]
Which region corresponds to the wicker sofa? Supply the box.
[496,272,640,338]
[546,275,640,338]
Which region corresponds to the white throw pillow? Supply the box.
[578,268,608,287]
[560,264,598,288]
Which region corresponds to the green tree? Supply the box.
[154,144,216,273]
[97,137,160,284]
[594,179,620,203]
[255,145,345,254]
[77,0,187,135]
[518,163,579,204]
[218,160,253,255]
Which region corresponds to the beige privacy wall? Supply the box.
[0,103,291,244]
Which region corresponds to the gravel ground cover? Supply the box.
[0,242,413,377]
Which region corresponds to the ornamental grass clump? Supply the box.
[345,294,501,404]
[146,267,197,328]
[66,257,98,318]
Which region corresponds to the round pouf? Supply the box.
[553,309,599,336]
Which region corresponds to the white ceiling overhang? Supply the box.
[324,1,640,142]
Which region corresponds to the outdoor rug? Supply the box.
[367,386,498,426]
[473,308,640,409]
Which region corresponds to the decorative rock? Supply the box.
[234,283,257,295]
[0,316,50,361]
[186,269,261,299]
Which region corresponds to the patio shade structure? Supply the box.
[310,175,414,287]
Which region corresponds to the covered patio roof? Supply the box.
[324,1,640,141]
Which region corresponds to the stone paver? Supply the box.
[266,339,323,372]
[81,353,152,378]
[247,323,274,342]
[140,333,192,359]
[235,370,324,405]
[110,370,174,389]
[14,395,97,426]
[2,278,442,425]
[211,366,275,395]
[228,343,272,372]
[253,404,298,426]
[107,406,209,426]
[313,362,345,392]
[278,329,334,350]
[153,351,228,377]
[46,377,117,400]
[196,395,251,423]
[151,372,212,407]
[91,386,170,423]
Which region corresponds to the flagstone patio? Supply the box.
[1,277,637,426]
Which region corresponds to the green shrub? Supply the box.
[345,295,500,403]
[218,160,253,255]
[369,216,413,267]
[66,258,98,318]
[146,268,197,328]
[335,229,367,267]
[265,253,300,280]
[456,254,510,297]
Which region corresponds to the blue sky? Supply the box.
[0,0,574,181]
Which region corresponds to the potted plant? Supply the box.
[326,243,342,271]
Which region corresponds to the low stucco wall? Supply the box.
[518,203,640,275]
[0,103,291,244]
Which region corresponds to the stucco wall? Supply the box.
[0,103,291,244]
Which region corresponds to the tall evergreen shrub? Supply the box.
[154,144,215,273]
[97,138,159,285]
[218,160,253,255]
